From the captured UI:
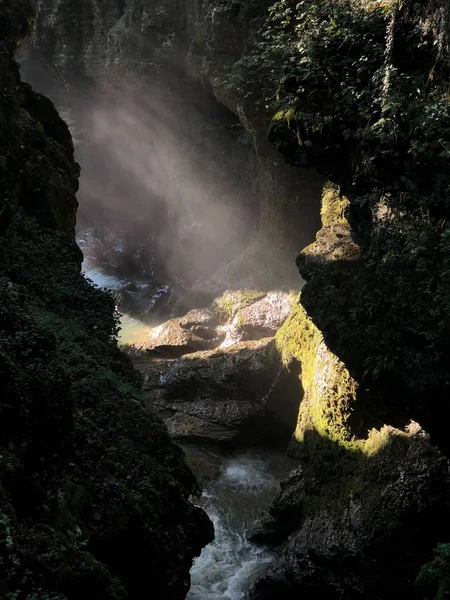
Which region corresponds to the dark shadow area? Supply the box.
[297,249,450,457]
[249,427,450,600]
[139,342,304,452]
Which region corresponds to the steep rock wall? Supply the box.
[245,192,450,599]
[21,1,450,598]
[0,3,212,599]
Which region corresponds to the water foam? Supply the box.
[187,455,280,600]
[83,266,127,290]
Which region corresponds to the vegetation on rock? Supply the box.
[13,0,450,597]
[416,544,450,600]
[251,293,450,598]
[0,3,212,599]
[237,0,450,451]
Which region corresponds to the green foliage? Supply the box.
[213,289,266,321]
[416,544,450,600]
[234,0,450,435]
[238,0,450,200]
[0,217,211,599]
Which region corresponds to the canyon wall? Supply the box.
[21,0,323,301]
[0,3,212,598]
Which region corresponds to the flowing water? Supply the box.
[82,262,152,344]
[187,452,295,600]
[82,263,296,598]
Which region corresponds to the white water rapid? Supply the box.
[188,453,293,600]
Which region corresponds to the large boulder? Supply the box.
[129,314,222,357]
[128,290,293,357]
[136,337,301,447]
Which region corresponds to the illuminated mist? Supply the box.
[19,43,315,326]
[74,84,259,289]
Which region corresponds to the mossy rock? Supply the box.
[213,289,266,321]
[0,6,213,599]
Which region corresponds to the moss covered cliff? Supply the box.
[248,200,450,599]
[234,0,450,449]
[0,3,212,599]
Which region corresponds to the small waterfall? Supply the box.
[188,453,292,600]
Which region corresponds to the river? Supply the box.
[187,452,295,600]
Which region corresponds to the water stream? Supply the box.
[82,263,295,598]
[82,262,152,344]
[188,453,295,600]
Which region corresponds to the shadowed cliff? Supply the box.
[0,3,213,599]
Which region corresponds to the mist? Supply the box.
[19,41,313,322]
[73,82,259,290]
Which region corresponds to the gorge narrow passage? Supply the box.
[82,263,298,598]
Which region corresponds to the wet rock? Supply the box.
[238,291,292,340]
[249,464,305,546]
[130,318,219,357]
[128,291,292,357]
[179,307,221,338]
[180,443,223,485]
[136,337,300,447]
[127,306,225,357]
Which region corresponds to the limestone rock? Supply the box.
[137,337,300,446]
[238,291,292,340]
[130,315,222,357]
[128,290,292,357]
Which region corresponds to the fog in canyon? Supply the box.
[20,44,319,328]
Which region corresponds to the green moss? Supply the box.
[276,296,357,448]
[272,107,295,125]
[320,183,350,227]
[416,544,450,600]
[213,289,266,321]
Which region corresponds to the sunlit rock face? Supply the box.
[248,425,450,600]
[245,293,450,599]
[0,3,213,598]
[128,290,299,446]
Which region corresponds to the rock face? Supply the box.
[128,290,292,354]
[249,426,450,600]
[246,298,450,599]
[130,290,298,446]
[235,2,450,596]
[0,5,212,599]
[140,338,292,445]
[18,1,450,599]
